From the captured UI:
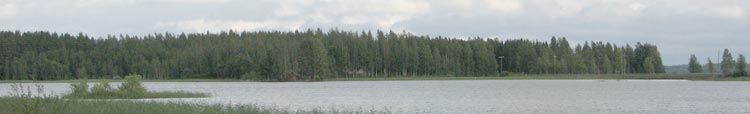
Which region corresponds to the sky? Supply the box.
[0,0,749,65]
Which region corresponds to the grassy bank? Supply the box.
[0,79,247,83]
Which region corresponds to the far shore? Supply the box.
[2,74,748,83]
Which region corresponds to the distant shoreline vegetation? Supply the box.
[1,30,663,82]
[3,74,749,82]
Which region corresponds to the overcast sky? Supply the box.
[1,0,749,65]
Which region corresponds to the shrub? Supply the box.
[90,81,121,98]
[119,75,147,97]
[69,81,88,95]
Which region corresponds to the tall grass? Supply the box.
[1,83,390,114]
[2,83,70,114]
[0,97,393,114]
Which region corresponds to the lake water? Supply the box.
[2,80,750,114]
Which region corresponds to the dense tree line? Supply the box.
[0,30,665,81]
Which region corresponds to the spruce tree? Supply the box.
[688,54,702,73]
[736,54,747,76]
[721,49,735,75]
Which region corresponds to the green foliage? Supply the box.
[0,83,374,114]
[119,75,147,96]
[735,54,747,77]
[721,49,735,75]
[643,57,655,74]
[70,81,89,96]
[240,71,260,80]
[0,30,668,81]
[0,96,390,114]
[325,74,732,81]
[688,54,703,73]
[64,74,208,99]
[89,81,120,98]
[630,43,664,73]
[4,83,70,114]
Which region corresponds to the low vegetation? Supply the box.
[0,83,388,114]
[63,75,209,99]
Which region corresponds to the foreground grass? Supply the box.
[2,82,384,114]
[0,97,387,114]
[0,79,247,83]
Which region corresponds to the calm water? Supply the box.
[2,80,750,114]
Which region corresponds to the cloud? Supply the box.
[156,19,305,32]
[71,0,233,8]
[536,0,646,20]
[272,0,313,17]
[272,0,431,28]
[320,0,431,28]
[585,1,647,19]
[447,0,474,10]
[716,6,747,19]
[485,0,523,13]
[0,3,17,18]
[629,3,645,11]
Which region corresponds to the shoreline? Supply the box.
[2,74,748,83]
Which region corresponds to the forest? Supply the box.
[0,29,664,81]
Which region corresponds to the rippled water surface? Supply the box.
[2,80,750,114]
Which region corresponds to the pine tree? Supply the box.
[721,49,734,75]
[688,54,702,73]
[735,54,747,76]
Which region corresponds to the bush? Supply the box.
[69,81,88,95]
[90,81,121,98]
[64,74,208,99]
[119,75,147,97]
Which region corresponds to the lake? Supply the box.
[2,80,750,114]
